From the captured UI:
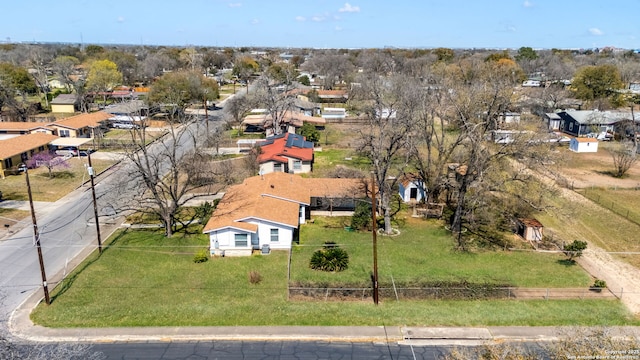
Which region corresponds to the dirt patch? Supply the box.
[557,147,640,189]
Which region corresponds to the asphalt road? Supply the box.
[90,340,454,360]
[0,107,226,329]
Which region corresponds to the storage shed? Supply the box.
[515,218,544,242]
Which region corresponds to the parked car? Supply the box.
[55,147,78,157]
[78,149,96,157]
[111,122,139,129]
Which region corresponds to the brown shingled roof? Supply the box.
[50,111,111,130]
[0,122,52,131]
[0,133,58,159]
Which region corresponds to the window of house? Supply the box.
[569,122,573,131]
[234,233,248,247]
[293,160,302,170]
[270,228,279,242]
[59,129,70,137]
[274,163,282,172]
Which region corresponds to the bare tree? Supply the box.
[610,140,638,178]
[352,73,418,234]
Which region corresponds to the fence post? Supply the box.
[546,288,549,300]
[620,287,623,299]
[325,288,329,301]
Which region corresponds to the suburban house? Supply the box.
[569,137,598,153]
[543,112,562,131]
[50,94,78,114]
[515,218,544,242]
[0,133,58,178]
[316,89,348,103]
[48,111,111,138]
[0,122,55,137]
[398,174,427,203]
[242,110,326,136]
[258,133,314,175]
[203,172,368,256]
[557,110,631,137]
[104,100,148,127]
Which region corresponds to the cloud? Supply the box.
[335,26,343,31]
[251,18,259,25]
[523,1,533,7]
[311,14,327,22]
[228,2,241,7]
[117,16,125,23]
[589,27,603,36]
[295,16,306,22]
[339,3,360,13]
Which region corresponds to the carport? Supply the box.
[50,137,94,156]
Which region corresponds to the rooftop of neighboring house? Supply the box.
[399,173,424,187]
[258,132,314,164]
[517,218,543,228]
[50,111,112,130]
[202,172,370,234]
[242,111,326,128]
[559,110,633,125]
[0,133,58,160]
[0,121,53,132]
[573,137,598,143]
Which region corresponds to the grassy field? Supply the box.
[537,189,640,269]
[0,157,116,202]
[293,217,591,288]
[312,148,370,177]
[30,219,639,328]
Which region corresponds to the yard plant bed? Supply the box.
[30,220,640,328]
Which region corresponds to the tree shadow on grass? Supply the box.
[557,259,577,267]
[49,229,127,303]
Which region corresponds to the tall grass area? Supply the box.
[293,217,591,288]
[537,189,640,269]
[30,220,639,328]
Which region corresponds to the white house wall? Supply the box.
[208,219,295,256]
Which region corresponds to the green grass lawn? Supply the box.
[1,157,116,202]
[30,221,639,328]
[312,149,370,176]
[293,217,591,288]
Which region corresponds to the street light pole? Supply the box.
[87,152,102,254]
[371,171,379,305]
[21,164,50,305]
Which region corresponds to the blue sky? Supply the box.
[2,0,640,49]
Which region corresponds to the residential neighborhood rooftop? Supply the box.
[0,133,58,159]
[50,111,112,130]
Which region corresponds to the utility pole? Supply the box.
[371,171,379,305]
[204,97,209,136]
[87,152,102,254]
[21,164,50,305]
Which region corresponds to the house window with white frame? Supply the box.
[234,233,248,247]
[59,129,70,137]
[274,163,282,172]
[270,228,279,242]
[293,160,302,170]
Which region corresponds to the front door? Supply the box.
[251,234,259,250]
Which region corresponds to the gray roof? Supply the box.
[545,112,562,120]
[51,94,77,105]
[563,110,633,125]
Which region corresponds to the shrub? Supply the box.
[564,240,587,261]
[351,201,372,230]
[248,270,262,284]
[193,249,209,263]
[309,242,349,272]
[592,279,607,288]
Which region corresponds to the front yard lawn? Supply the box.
[1,157,116,202]
[292,217,591,288]
[30,221,639,328]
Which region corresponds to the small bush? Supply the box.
[592,279,607,288]
[193,249,209,263]
[564,240,588,261]
[310,242,349,272]
[248,270,262,284]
